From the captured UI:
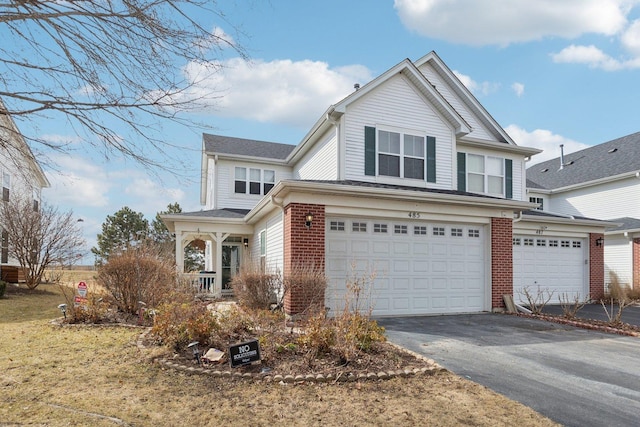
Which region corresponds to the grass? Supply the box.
[0,280,559,427]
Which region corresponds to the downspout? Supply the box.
[513,211,524,223]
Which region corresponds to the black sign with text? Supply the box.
[229,339,261,368]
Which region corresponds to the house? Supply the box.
[526,133,640,290]
[0,100,51,282]
[162,51,610,316]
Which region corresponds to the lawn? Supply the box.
[0,281,559,426]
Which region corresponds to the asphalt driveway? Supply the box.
[378,313,640,427]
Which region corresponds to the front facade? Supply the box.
[0,101,50,281]
[163,52,608,315]
[527,133,640,290]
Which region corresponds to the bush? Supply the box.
[97,245,181,315]
[283,263,327,316]
[230,263,280,310]
[628,287,640,301]
[0,280,6,298]
[57,283,110,324]
[152,301,218,350]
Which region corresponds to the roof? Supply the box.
[606,217,640,233]
[527,131,640,190]
[172,208,250,219]
[202,133,295,160]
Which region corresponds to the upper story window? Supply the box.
[364,126,436,183]
[2,172,10,202]
[529,197,544,210]
[33,187,40,211]
[457,152,513,199]
[234,167,275,196]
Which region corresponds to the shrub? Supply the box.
[57,283,110,324]
[518,285,554,314]
[152,301,218,350]
[628,287,640,301]
[230,263,280,310]
[282,263,327,316]
[0,280,6,298]
[97,244,181,315]
[558,292,589,319]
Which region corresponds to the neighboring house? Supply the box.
[527,132,640,290]
[0,100,51,282]
[162,51,609,316]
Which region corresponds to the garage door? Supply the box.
[513,236,587,304]
[325,218,487,316]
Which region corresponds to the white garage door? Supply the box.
[325,218,487,316]
[513,236,587,304]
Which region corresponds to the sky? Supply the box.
[19,0,640,263]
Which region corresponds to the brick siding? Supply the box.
[491,217,512,310]
[283,203,325,315]
[589,233,605,300]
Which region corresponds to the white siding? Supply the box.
[215,159,293,210]
[548,178,640,219]
[605,236,632,287]
[294,127,337,180]
[250,212,283,274]
[418,63,494,142]
[344,73,455,190]
[205,157,215,209]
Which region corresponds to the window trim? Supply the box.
[234,167,276,196]
[377,128,426,180]
[466,154,505,197]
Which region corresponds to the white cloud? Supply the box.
[511,82,525,97]
[182,57,373,127]
[505,125,591,165]
[124,178,185,214]
[549,44,640,70]
[394,0,633,46]
[621,19,640,55]
[45,156,110,207]
[452,70,500,95]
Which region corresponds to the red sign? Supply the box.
[74,295,87,307]
[77,281,87,298]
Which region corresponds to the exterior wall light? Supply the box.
[596,237,604,247]
[305,212,314,229]
[58,303,67,319]
[243,238,249,247]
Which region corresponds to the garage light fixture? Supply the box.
[596,237,604,247]
[243,238,249,247]
[305,212,314,229]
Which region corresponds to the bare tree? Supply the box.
[0,0,247,170]
[0,197,85,289]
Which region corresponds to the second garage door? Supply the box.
[325,218,487,316]
[513,236,588,304]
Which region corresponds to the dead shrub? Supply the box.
[628,287,640,301]
[151,301,218,350]
[282,262,327,316]
[97,244,179,315]
[57,283,110,324]
[230,263,280,310]
[518,285,554,314]
[558,292,589,319]
[601,271,635,326]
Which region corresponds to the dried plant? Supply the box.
[518,285,554,315]
[558,292,590,319]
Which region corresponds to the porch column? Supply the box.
[211,232,229,297]
[175,231,185,273]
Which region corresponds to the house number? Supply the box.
[408,212,420,219]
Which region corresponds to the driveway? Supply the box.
[378,313,640,427]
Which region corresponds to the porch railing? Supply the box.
[180,272,234,298]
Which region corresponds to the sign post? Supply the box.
[75,281,88,308]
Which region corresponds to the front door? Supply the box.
[222,244,241,292]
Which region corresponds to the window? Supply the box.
[1,228,8,264]
[414,226,427,235]
[468,229,480,238]
[451,228,463,237]
[561,240,570,248]
[529,197,544,211]
[466,154,505,196]
[573,241,582,248]
[524,238,534,246]
[537,239,546,247]
[330,221,345,231]
[260,230,266,271]
[433,226,445,236]
[394,225,408,234]
[234,167,276,195]
[513,237,521,246]
[374,223,387,233]
[549,240,558,247]
[378,130,425,179]
[33,187,40,211]
[2,172,10,202]
[352,222,367,232]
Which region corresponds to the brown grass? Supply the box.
[0,277,559,427]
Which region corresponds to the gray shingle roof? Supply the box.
[174,208,250,219]
[606,217,640,232]
[203,133,296,160]
[527,131,640,190]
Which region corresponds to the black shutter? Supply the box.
[505,159,513,199]
[364,126,376,176]
[426,136,436,183]
[457,152,466,192]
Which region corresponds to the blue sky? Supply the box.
[26,0,640,261]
